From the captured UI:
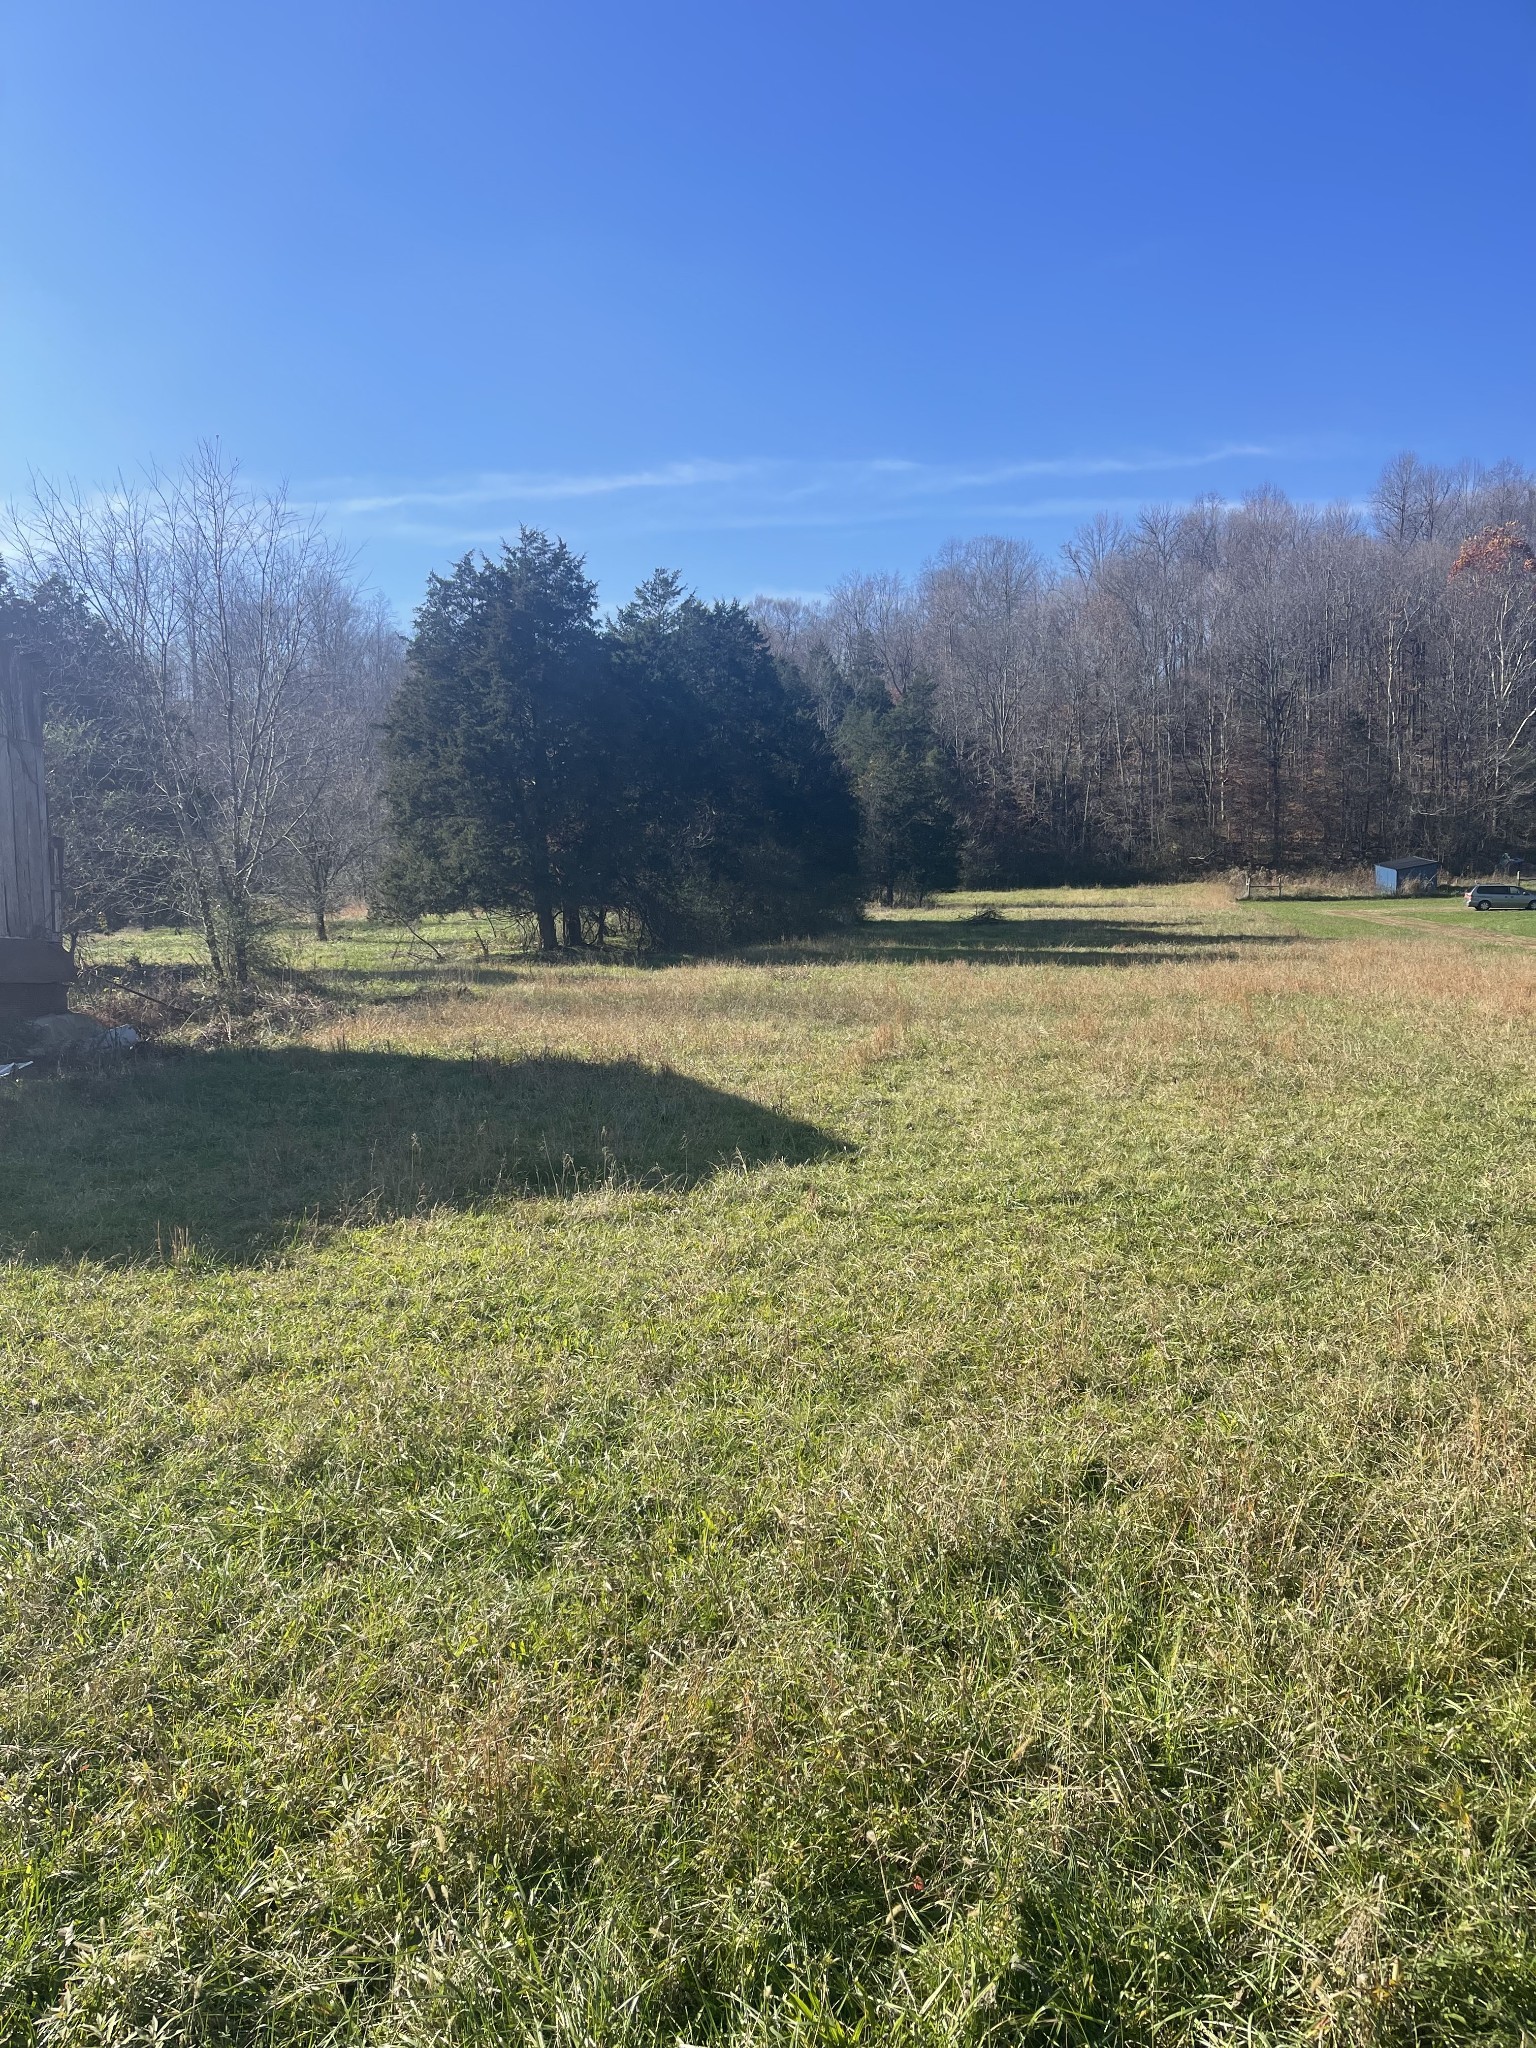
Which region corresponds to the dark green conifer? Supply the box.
[380,532,616,951]
[382,538,859,951]
[836,670,959,905]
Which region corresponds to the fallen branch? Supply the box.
[399,920,448,962]
[86,974,196,1018]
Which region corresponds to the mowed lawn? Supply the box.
[3,887,1535,2045]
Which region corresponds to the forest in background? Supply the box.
[756,452,1536,884]
[4,449,1536,988]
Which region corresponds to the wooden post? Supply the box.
[0,646,73,1018]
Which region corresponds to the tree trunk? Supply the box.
[532,883,559,954]
[308,857,331,940]
[214,868,255,1000]
[194,877,224,985]
[561,900,585,948]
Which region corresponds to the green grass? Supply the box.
[4,886,1536,2043]
[1257,894,1536,948]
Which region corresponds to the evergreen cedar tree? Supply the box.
[835,671,960,905]
[379,534,861,950]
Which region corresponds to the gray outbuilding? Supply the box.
[1373,856,1440,895]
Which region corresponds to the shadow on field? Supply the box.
[766,914,1302,968]
[0,1050,846,1265]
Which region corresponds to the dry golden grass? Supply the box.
[3,887,1536,2043]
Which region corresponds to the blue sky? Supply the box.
[3,0,1534,614]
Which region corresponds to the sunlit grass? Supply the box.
[3,887,1535,2043]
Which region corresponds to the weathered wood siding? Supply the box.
[0,648,59,944]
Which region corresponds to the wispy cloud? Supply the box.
[302,443,1288,546]
[318,459,755,517]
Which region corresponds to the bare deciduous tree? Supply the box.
[12,447,387,989]
[281,592,402,938]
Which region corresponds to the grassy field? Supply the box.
[3,886,1536,2044]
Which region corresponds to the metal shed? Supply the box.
[1,644,73,1018]
[1373,855,1440,895]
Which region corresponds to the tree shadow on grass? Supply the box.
[0,1051,847,1267]
[760,915,1304,968]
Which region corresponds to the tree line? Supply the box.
[4,447,1535,991]
[757,453,1536,882]
[0,451,863,980]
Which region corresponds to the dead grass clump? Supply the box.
[1235,865,1379,899]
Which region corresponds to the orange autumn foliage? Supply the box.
[1449,522,1536,580]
